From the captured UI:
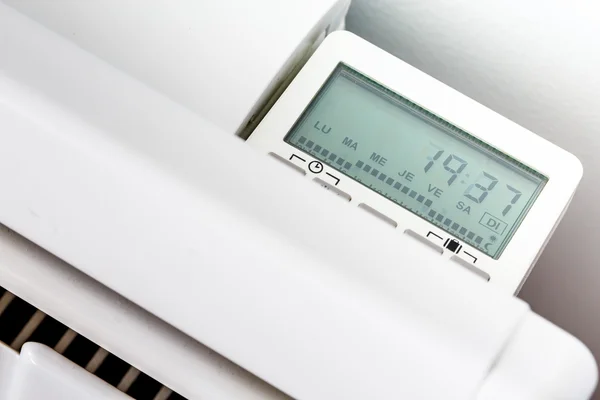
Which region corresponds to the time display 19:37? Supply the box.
[425,148,525,218]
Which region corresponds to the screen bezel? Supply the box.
[247,31,582,292]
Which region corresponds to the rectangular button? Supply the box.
[450,256,490,281]
[268,152,306,175]
[313,178,351,201]
[404,229,444,254]
[358,203,397,228]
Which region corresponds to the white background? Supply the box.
[347,0,600,388]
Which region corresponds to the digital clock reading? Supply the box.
[285,64,547,259]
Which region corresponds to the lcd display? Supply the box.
[285,64,547,258]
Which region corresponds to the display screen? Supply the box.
[285,64,547,259]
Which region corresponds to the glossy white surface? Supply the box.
[247,31,582,293]
[0,4,532,399]
[0,3,596,399]
[478,314,597,400]
[0,342,18,397]
[0,226,288,400]
[346,0,600,380]
[2,0,350,134]
[0,342,129,400]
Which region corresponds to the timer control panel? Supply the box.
[246,31,582,293]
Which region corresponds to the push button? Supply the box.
[404,229,444,254]
[268,152,306,176]
[358,203,398,228]
[313,178,351,201]
[450,256,490,281]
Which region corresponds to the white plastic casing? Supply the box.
[0,225,288,400]
[0,342,129,400]
[2,0,350,135]
[247,31,583,294]
[0,5,596,400]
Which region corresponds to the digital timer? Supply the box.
[247,31,582,293]
[283,64,547,259]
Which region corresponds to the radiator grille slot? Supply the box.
[0,287,188,400]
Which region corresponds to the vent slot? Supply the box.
[0,287,187,400]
